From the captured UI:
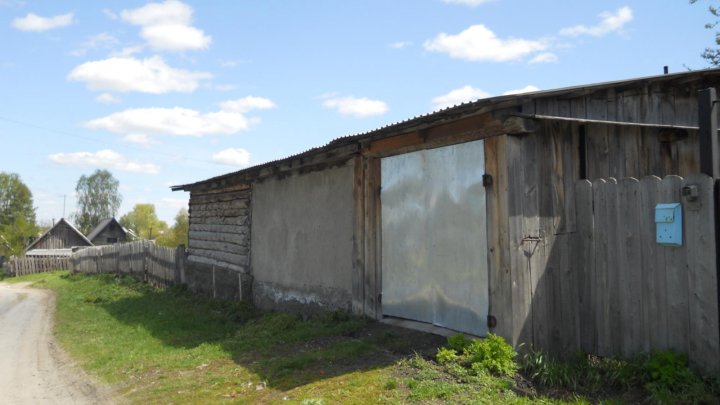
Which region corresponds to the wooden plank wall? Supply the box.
[574,174,719,372]
[488,80,718,372]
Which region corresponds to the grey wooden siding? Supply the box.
[187,184,251,273]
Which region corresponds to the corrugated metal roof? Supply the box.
[172,68,720,191]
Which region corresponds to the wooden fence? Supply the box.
[573,173,719,372]
[71,240,184,288]
[6,256,71,276]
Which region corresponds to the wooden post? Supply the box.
[698,88,719,178]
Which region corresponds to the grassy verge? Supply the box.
[7,271,719,404]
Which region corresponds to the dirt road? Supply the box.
[0,282,111,404]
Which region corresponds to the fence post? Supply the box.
[174,245,185,285]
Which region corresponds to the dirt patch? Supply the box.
[0,282,115,404]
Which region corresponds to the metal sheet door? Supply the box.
[381,139,488,336]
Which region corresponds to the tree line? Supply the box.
[0,169,188,258]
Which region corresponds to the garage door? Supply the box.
[380,139,488,336]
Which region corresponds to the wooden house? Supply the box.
[87,217,131,246]
[173,69,720,371]
[25,218,92,257]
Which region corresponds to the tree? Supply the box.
[119,203,168,240]
[74,170,122,234]
[156,208,189,247]
[692,0,720,65]
[0,172,38,257]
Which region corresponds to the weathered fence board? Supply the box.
[7,256,71,276]
[71,241,183,289]
[574,174,719,372]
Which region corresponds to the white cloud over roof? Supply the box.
[560,6,633,37]
[49,149,160,174]
[212,148,251,167]
[322,96,389,118]
[432,85,492,109]
[424,24,548,62]
[68,56,212,94]
[84,97,275,138]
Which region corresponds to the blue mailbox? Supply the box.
[655,203,682,246]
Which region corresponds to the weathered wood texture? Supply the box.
[29,221,91,250]
[71,241,183,288]
[6,256,71,276]
[527,85,703,179]
[569,175,718,371]
[187,187,251,273]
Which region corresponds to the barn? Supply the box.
[25,218,93,257]
[173,69,720,371]
[86,217,132,246]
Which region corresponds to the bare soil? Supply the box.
[0,282,113,405]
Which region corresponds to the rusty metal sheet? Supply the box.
[381,139,488,336]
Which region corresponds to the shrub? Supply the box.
[643,350,707,404]
[436,347,458,365]
[438,333,518,377]
[463,334,518,377]
[447,333,472,353]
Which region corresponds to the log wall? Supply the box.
[187,184,251,273]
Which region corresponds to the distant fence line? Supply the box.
[6,256,71,277]
[5,241,185,289]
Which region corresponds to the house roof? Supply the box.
[86,217,127,242]
[172,68,720,192]
[25,218,93,252]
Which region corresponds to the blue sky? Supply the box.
[0,0,714,225]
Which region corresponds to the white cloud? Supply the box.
[140,24,210,51]
[122,134,160,146]
[70,32,119,57]
[442,0,493,6]
[85,108,250,137]
[95,93,121,103]
[503,85,540,95]
[388,41,413,49]
[212,148,251,167]
[219,96,276,113]
[424,24,548,62]
[529,52,558,64]
[12,12,74,32]
[560,6,633,37]
[84,97,275,138]
[48,149,160,174]
[68,56,212,94]
[323,96,389,118]
[111,45,145,58]
[432,85,492,109]
[120,0,211,51]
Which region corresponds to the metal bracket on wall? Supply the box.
[482,174,493,187]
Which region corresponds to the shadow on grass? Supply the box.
[85,273,445,391]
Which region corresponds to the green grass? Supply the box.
[7,271,719,404]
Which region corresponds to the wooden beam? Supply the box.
[513,112,702,132]
[698,88,719,178]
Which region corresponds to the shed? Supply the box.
[173,69,720,371]
[87,217,131,246]
[25,218,93,254]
